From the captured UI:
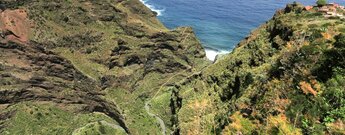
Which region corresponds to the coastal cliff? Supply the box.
[0,1,344,135]
[170,3,345,134]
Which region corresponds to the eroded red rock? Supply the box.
[0,9,31,44]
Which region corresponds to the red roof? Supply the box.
[305,6,313,11]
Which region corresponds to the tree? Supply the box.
[316,0,327,7]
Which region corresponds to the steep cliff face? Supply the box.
[0,0,208,134]
[170,3,345,135]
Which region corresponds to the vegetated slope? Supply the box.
[170,3,345,134]
[0,41,129,134]
[0,0,208,134]
[2,1,343,135]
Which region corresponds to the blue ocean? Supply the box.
[140,0,345,60]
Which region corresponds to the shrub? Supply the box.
[305,12,323,18]
[0,64,4,71]
[334,33,345,48]
[321,23,332,28]
[321,72,345,122]
[222,112,256,134]
[266,115,303,135]
[300,45,322,55]
[285,2,304,13]
[329,16,340,20]
[339,28,345,33]
[316,0,327,7]
[309,29,323,41]
[85,46,98,54]
[334,21,343,25]
[308,24,318,29]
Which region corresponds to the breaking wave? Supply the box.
[205,48,229,62]
[139,0,165,16]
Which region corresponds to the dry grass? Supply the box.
[299,81,318,96]
[322,32,332,40]
[186,99,210,135]
[222,111,255,135]
[326,120,345,134]
[266,114,303,135]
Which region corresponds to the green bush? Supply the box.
[0,64,4,71]
[300,45,321,55]
[308,24,318,29]
[321,71,345,122]
[334,34,345,48]
[317,0,327,7]
[313,48,345,81]
[321,23,332,28]
[329,16,340,20]
[339,27,345,33]
[334,21,343,25]
[305,12,323,18]
[309,29,323,41]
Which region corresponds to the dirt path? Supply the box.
[143,60,210,134]
[143,28,214,134]
[144,71,187,135]
[181,27,191,44]
[144,101,167,135]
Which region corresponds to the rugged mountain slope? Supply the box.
[169,3,345,135]
[1,1,344,135]
[0,40,130,134]
[0,0,208,134]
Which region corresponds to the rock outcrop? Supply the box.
[0,9,31,44]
